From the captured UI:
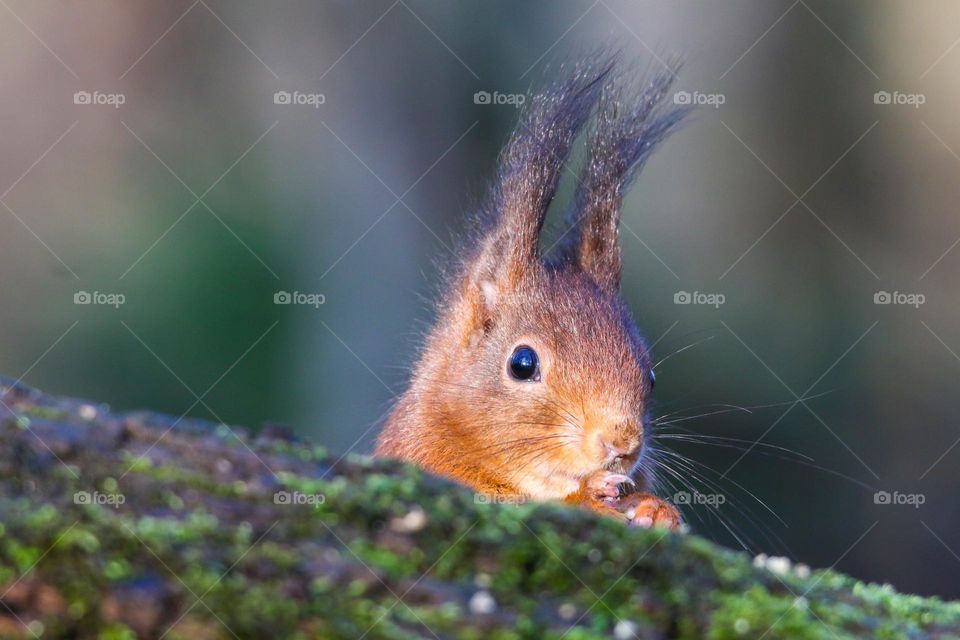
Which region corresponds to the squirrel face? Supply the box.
[376,56,687,503]
[461,267,652,486]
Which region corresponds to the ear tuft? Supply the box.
[460,56,616,332]
[560,61,689,290]
[479,57,614,277]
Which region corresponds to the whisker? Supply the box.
[503,441,574,486]
[655,408,755,425]
[655,457,786,554]
[656,432,876,492]
[655,433,814,462]
[650,453,759,552]
[653,446,787,527]
[464,433,576,458]
[648,465,719,535]
[655,403,753,423]
[653,333,717,370]
[652,390,837,423]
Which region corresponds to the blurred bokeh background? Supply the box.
[1,0,958,598]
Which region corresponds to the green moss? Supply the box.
[710,587,837,639]
[0,378,957,638]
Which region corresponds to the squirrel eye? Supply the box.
[648,369,656,391]
[508,345,540,382]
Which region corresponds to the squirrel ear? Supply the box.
[561,65,688,291]
[464,59,612,321]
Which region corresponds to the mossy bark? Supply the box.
[0,377,957,639]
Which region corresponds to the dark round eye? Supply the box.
[648,369,656,391]
[508,345,540,382]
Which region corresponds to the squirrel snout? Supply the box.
[599,435,641,461]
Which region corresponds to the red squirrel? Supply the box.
[375,57,688,529]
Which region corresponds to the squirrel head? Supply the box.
[378,56,689,500]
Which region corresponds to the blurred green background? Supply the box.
[1,0,958,598]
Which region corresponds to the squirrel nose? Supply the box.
[601,437,640,460]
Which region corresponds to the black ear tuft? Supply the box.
[561,62,689,290]
[473,56,614,289]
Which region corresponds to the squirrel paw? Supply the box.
[584,472,636,505]
[618,493,682,530]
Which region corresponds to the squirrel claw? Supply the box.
[619,493,682,531]
[567,475,681,531]
[584,471,636,504]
